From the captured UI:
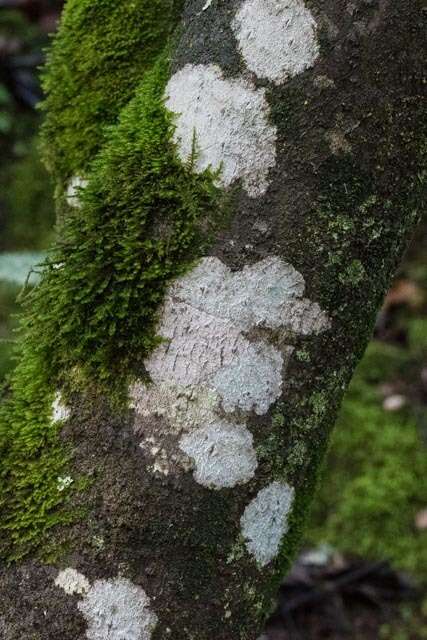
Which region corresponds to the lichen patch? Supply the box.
[51,391,70,423]
[232,0,320,84]
[212,341,284,415]
[55,568,90,596]
[66,176,88,208]
[77,578,158,640]
[131,257,330,489]
[165,256,330,334]
[180,421,258,488]
[240,481,295,566]
[165,64,277,197]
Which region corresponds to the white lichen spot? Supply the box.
[55,568,90,596]
[211,342,284,414]
[165,64,277,197]
[232,0,320,84]
[78,578,157,640]
[241,481,295,566]
[180,421,257,488]
[131,257,330,489]
[57,475,73,492]
[92,535,105,551]
[165,255,330,336]
[52,391,70,423]
[66,175,88,208]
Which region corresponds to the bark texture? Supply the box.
[0,1,425,639]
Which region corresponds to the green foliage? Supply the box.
[0,9,39,43]
[0,10,44,144]
[309,333,427,578]
[1,140,55,251]
[0,10,54,250]
[40,0,184,180]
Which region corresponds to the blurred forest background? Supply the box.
[0,2,425,638]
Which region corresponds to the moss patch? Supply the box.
[0,350,74,562]
[32,57,226,395]
[0,281,20,382]
[40,0,184,181]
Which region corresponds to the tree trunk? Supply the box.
[0,1,425,639]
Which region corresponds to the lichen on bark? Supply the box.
[0,0,425,639]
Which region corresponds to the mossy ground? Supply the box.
[309,301,427,580]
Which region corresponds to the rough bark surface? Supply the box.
[0,1,425,639]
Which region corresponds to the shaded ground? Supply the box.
[266,554,425,640]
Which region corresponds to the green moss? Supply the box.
[32,57,226,395]
[0,280,23,381]
[40,0,184,181]
[0,45,226,560]
[0,349,73,562]
[308,336,427,578]
[338,258,366,286]
[295,349,311,363]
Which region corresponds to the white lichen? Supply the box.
[180,421,258,488]
[232,0,320,84]
[211,341,284,415]
[131,256,330,489]
[325,129,352,155]
[57,475,73,492]
[51,391,70,423]
[66,175,88,208]
[77,578,158,640]
[170,256,329,334]
[240,481,295,566]
[165,63,277,197]
[54,568,90,596]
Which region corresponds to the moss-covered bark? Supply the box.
[0,0,425,639]
[40,0,184,182]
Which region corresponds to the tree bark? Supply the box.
[0,1,425,639]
